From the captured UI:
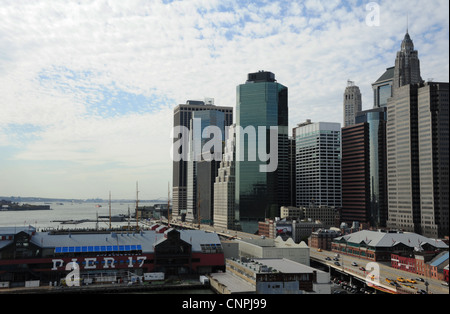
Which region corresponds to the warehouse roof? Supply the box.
[334,230,448,249]
[13,227,223,254]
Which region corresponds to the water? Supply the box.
[0,201,157,230]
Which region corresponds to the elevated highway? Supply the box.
[310,249,449,295]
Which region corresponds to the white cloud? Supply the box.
[0,0,448,198]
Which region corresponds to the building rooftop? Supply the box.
[238,236,308,248]
[373,66,395,84]
[0,226,223,254]
[334,230,448,249]
[430,252,449,267]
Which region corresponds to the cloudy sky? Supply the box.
[0,0,448,200]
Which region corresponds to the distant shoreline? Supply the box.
[1,196,167,203]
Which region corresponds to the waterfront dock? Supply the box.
[0,280,211,294]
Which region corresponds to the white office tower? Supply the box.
[213,124,236,230]
[294,120,342,208]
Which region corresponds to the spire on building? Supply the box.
[393,28,423,92]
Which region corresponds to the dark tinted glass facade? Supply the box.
[341,123,370,225]
[172,102,233,217]
[355,107,387,228]
[235,72,288,233]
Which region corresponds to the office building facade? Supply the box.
[386,31,449,238]
[235,71,289,234]
[372,66,394,108]
[172,100,232,219]
[294,121,342,209]
[186,109,226,223]
[343,80,362,127]
[355,107,388,228]
[213,124,236,230]
[341,122,370,226]
[417,82,449,238]
[393,31,423,92]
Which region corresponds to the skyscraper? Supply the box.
[386,31,448,238]
[235,71,289,233]
[343,80,362,127]
[186,109,226,223]
[213,124,236,230]
[172,100,232,219]
[387,83,421,234]
[341,122,370,226]
[417,82,449,238]
[372,66,394,108]
[355,107,388,228]
[294,120,342,209]
[393,31,423,92]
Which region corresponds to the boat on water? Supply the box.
[0,202,52,211]
[98,214,129,222]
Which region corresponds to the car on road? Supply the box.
[417,289,427,294]
[407,279,417,284]
[441,281,449,286]
[351,262,358,266]
[325,257,331,261]
[334,261,341,266]
[416,278,424,282]
[359,267,366,271]
[397,277,407,283]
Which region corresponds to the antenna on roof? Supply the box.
[406,13,409,33]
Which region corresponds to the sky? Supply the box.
[0,0,448,200]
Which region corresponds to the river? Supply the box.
[0,201,157,230]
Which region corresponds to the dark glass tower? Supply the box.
[172,100,233,219]
[355,107,388,228]
[235,71,289,233]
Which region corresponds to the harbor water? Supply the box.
[0,201,156,230]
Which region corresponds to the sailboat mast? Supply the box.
[135,181,139,230]
[109,191,112,229]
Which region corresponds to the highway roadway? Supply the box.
[310,249,449,294]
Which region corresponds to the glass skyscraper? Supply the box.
[235,71,289,233]
[355,107,388,228]
[186,109,226,223]
[172,100,232,219]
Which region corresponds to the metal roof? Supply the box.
[373,67,395,84]
[334,230,448,249]
[430,252,449,267]
[29,229,222,254]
